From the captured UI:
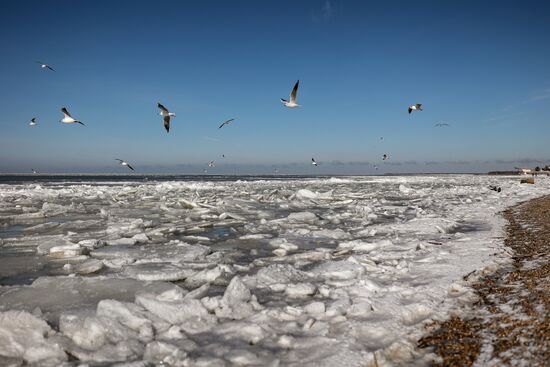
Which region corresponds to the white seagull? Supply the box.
[36,61,55,72]
[382,154,389,161]
[311,158,318,166]
[29,117,37,126]
[281,80,300,108]
[60,107,85,126]
[158,102,176,133]
[408,103,423,114]
[115,159,135,171]
[218,118,235,129]
[31,169,38,174]
[208,161,215,167]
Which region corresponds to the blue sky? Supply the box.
[0,0,549,174]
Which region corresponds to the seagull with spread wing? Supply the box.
[29,117,37,126]
[157,102,176,133]
[311,158,318,166]
[36,62,55,72]
[281,80,301,108]
[60,107,85,126]
[218,118,235,129]
[408,103,423,114]
[115,159,135,171]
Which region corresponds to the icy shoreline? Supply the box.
[1,175,549,366]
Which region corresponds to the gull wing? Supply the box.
[61,107,72,118]
[219,118,234,129]
[45,65,55,72]
[126,164,135,171]
[290,80,299,103]
[157,102,169,114]
[163,115,170,133]
[115,159,124,163]
[408,107,412,114]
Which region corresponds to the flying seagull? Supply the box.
[115,159,135,171]
[434,123,449,127]
[31,169,38,174]
[60,107,85,126]
[221,154,225,158]
[36,62,55,72]
[157,102,176,133]
[382,154,389,161]
[208,161,215,167]
[311,158,318,166]
[408,103,423,114]
[281,80,300,108]
[29,117,37,126]
[218,118,235,129]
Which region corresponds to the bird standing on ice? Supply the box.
[281,80,300,108]
[36,62,55,72]
[60,108,85,126]
[311,158,318,166]
[157,102,176,133]
[115,159,135,171]
[408,103,423,114]
[29,117,37,126]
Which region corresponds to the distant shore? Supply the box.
[418,195,550,366]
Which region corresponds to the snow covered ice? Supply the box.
[0,175,549,366]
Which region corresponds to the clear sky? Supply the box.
[1,0,549,174]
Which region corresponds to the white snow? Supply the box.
[1,175,549,365]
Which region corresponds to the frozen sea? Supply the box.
[0,174,548,366]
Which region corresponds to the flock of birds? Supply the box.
[27,63,449,174]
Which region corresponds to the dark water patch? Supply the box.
[447,221,491,234]
[0,224,27,238]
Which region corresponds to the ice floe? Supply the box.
[1,175,549,365]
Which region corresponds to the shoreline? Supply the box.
[418,195,550,366]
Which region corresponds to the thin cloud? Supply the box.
[530,88,550,101]
[321,1,333,19]
[312,0,334,22]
